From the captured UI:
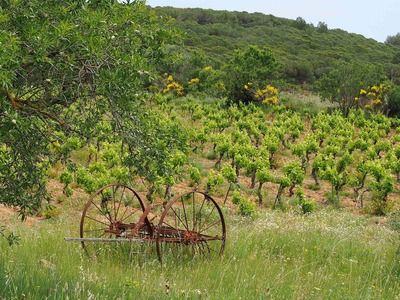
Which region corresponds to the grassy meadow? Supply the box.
[1,206,400,299]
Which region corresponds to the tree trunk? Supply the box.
[269,153,275,169]
[215,153,224,169]
[257,182,263,206]
[311,168,319,186]
[250,170,256,189]
[164,185,172,201]
[274,185,284,208]
[289,184,295,197]
[146,185,155,203]
[223,183,232,204]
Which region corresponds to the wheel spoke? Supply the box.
[170,206,190,231]
[181,196,190,231]
[194,195,206,231]
[81,185,147,257]
[112,185,118,220]
[90,200,112,223]
[120,208,140,223]
[85,215,110,226]
[119,206,129,222]
[199,219,221,234]
[200,202,216,232]
[115,186,125,220]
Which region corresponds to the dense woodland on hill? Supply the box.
[153,7,400,85]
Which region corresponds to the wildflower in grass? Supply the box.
[188,77,200,85]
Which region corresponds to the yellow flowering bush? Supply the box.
[256,85,279,105]
[356,84,389,111]
[162,74,184,96]
[242,82,279,105]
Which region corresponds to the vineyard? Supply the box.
[1,1,400,299]
[49,97,400,218]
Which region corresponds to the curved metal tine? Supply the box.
[197,241,206,256]
[203,241,211,255]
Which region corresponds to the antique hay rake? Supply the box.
[65,184,226,262]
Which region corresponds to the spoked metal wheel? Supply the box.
[80,184,151,256]
[156,191,226,263]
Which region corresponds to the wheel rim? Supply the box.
[80,184,149,256]
[156,191,226,263]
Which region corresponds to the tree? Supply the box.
[317,21,328,33]
[294,17,307,30]
[386,33,400,47]
[0,1,175,216]
[223,45,279,103]
[316,62,386,115]
[387,85,400,117]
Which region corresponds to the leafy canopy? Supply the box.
[0,0,176,215]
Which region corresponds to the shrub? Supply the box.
[238,199,256,217]
[231,191,256,216]
[189,166,201,186]
[295,189,316,214]
[223,45,278,103]
[387,85,400,117]
[231,190,241,205]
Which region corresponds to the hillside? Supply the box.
[153,7,398,83]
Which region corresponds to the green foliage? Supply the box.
[60,170,73,197]
[386,33,400,47]
[0,1,175,214]
[238,198,257,217]
[231,190,256,216]
[316,62,386,115]
[223,45,278,103]
[3,211,400,299]
[154,7,396,84]
[317,22,328,33]
[293,17,308,30]
[387,85,400,117]
[388,210,400,231]
[206,170,224,193]
[295,189,316,214]
[221,163,237,183]
[231,190,241,205]
[0,226,20,246]
[189,165,201,186]
[283,161,305,186]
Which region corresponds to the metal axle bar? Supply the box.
[64,237,145,243]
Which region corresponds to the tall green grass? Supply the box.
[1,210,399,299]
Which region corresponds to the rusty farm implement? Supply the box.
[65,184,226,262]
